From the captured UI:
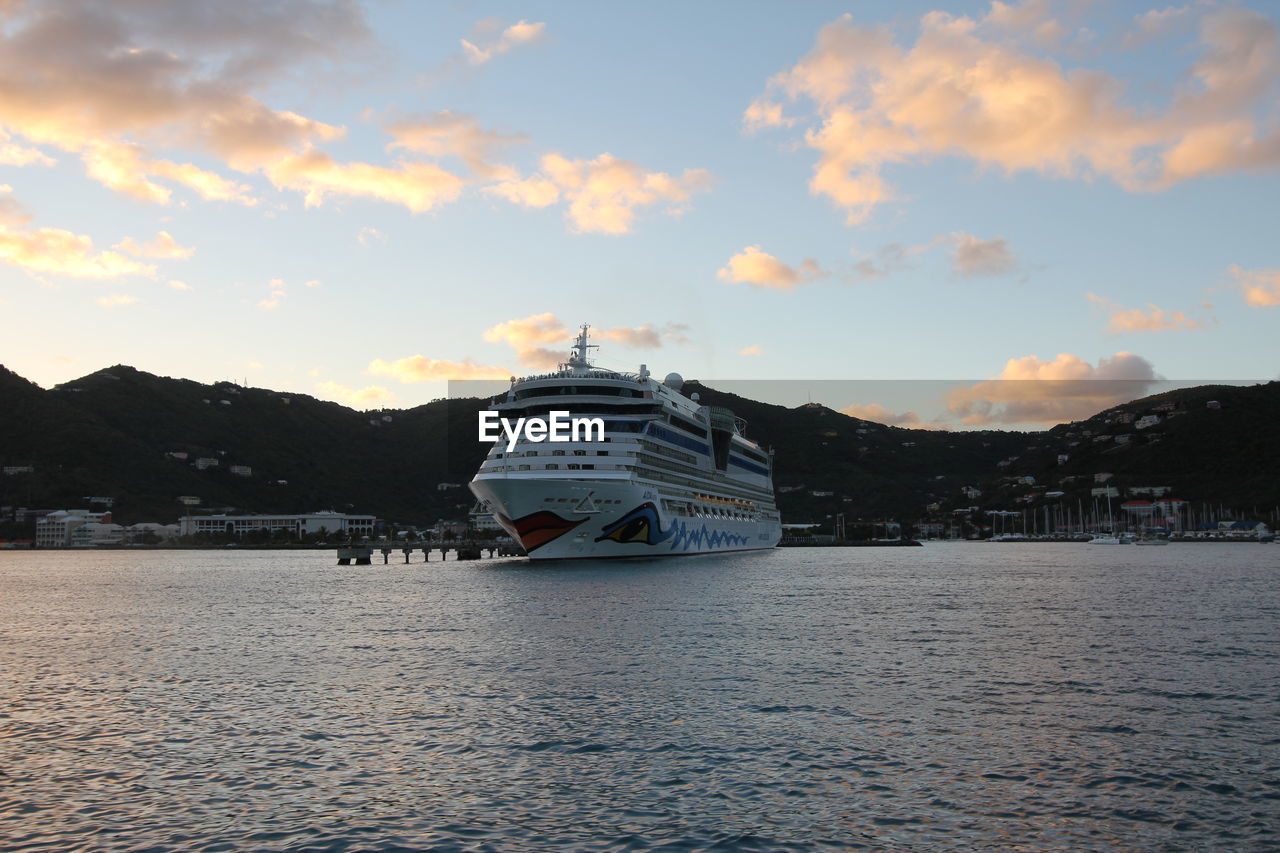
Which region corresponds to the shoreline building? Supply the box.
[35,510,113,548]
[179,512,376,538]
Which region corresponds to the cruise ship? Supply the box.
[469,325,782,560]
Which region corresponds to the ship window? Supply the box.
[518,465,531,470]
[581,464,595,470]
[552,450,565,456]
[546,464,559,470]
[573,450,586,456]
[596,450,608,455]
[567,464,580,470]
[669,415,708,438]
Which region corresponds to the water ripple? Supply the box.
[1,545,1277,851]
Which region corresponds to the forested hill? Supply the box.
[1,365,1276,526]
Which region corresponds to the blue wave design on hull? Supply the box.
[595,502,754,552]
[667,519,752,551]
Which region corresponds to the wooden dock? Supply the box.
[336,540,525,565]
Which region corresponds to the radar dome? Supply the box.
[663,372,684,391]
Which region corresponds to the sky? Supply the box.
[1,0,1278,428]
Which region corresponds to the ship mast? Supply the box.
[564,323,597,370]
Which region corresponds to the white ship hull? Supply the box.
[471,476,781,560]
[468,324,782,562]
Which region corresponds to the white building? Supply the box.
[35,510,113,548]
[229,465,252,477]
[468,502,502,532]
[194,457,219,470]
[127,522,180,541]
[70,522,125,547]
[179,512,376,538]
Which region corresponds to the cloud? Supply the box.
[0,130,55,166]
[596,322,689,349]
[841,402,923,426]
[1226,264,1280,307]
[740,345,763,356]
[168,279,192,291]
[717,246,827,290]
[386,111,526,179]
[0,2,362,203]
[1086,292,1208,331]
[357,226,386,247]
[946,351,1160,425]
[1123,5,1193,49]
[950,233,1017,276]
[851,242,918,282]
[263,150,466,212]
[315,380,393,408]
[96,294,139,307]
[982,0,1065,45]
[0,1,498,214]
[484,312,570,369]
[748,8,1280,224]
[0,224,155,278]
[304,279,321,288]
[486,175,560,208]
[115,230,195,259]
[460,19,546,66]
[840,402,950,429]
[483,314,687,368]
[366,355,511,382]
[488,153,712,233]
[0,185,31,227]
[257,278,286,310]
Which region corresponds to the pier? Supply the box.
[336,540,525,565]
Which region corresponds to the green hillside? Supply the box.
[1,365,1276,531]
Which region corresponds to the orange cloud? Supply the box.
[0,3,448,212]
[263,150,467,212]
[842,403,917,425]
[484,313,570,369]
[115,231,195,260]
[490,153,712,234]
[0,222,155,279]
[946,351,1159,425]
[366,356,511,382]
[841,402,950,429]
[257,279,286,310]
[315,381,393,408]
[461,19,546,65]
[1086,292,1208,332]
[386,111,525,179]
[1226,264,1280,307]
[739,345,763,356]
[750,7,1280,223]
[718,246,826,290]
[0,130,55,167]
[484,314,687,368]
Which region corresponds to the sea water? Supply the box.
[1,544,1276,851]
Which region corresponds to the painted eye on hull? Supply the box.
[601,517,650,543]
[595,502,669,545]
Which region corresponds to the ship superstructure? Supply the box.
[469,325,782,559]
